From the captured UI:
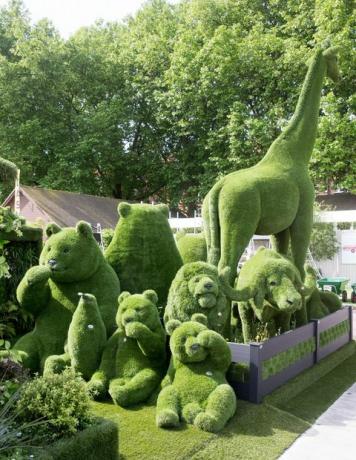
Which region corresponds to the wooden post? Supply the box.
[14,168,20,215]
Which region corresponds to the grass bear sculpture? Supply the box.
[105,203,182,308]
[5,222,120,372]
[202,46,340,281]
[176,231,207,264]
[156,318,236,433]
[232,248,315,343]
[164,262,239,339]
[44,293,107,380]
[88,290,167,407]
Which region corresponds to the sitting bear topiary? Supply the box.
[88,290,167,407]
[105,202,182,308]
[164,262,233,338]
[3,222,120,372]
[175,231,207,264]
[156,317,236,433]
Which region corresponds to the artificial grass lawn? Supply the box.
[92,342,356,460]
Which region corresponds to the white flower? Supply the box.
[87,324,94,330]
[206,371,213,377]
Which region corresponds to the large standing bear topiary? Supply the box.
[88,290,167,407]
[202,45,340,281]
[156,317,236,433]
[2,222,120,372]
[105,203,183,307]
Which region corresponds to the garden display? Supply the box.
[156,317,236,433]
[105,202,183,307]
[202,46,340,282]
[0,221,120,372]
[88,290,167,407]
[176,231,207,264]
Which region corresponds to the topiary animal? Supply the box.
[176,231,207,264]
[231,248,315,343]
[202,46,340,282]
[2,221,120,372]
[164,261,237,338]
[156,317,236,433]
[88,290,167,407]
[105,203,182,308]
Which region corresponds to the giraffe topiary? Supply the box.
[202,45,340,281]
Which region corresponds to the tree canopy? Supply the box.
[0,0,354,212]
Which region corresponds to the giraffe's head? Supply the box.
[322,46,340,83]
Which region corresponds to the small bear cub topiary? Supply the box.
[88,290,167,407]
[156,316,236,433]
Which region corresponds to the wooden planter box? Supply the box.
[37,418,119,460]
[227,306,353,403]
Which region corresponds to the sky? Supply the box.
[0,0,151,38]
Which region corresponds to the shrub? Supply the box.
[17,368,93,440]
[101,228,114,250]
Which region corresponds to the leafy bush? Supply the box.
[101,228,114,250]
[310,222,339,261]
[0,358,29,407]
[17,368,93,440]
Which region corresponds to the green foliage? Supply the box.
[17,368,93,439]
[101,228,114,250]
[0,0,353,206]
[310,222,339,260]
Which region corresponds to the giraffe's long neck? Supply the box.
[262,50,326,167]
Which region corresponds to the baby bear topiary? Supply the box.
[105,203,183,307]
[88,290,167,407]
[176,231,207,264]
[164,262,232,338]
[5,222,120,372]
[156,318,236,433]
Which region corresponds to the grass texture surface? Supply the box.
[92,342,356,460]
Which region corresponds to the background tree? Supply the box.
[0,0,354,210]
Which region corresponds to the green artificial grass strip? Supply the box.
[319,319,350,348]
[92,402,212,460]
[262,337,316,380]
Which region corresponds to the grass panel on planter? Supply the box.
[319,320,350,348]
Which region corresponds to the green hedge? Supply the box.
[37,418,119,460]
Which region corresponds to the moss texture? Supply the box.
[319,320,350,348]
[164,262,232,338]
[37,418,118,460]
[105,203,182,308]
[7,221,120,372]
[306,289,342,320]
[232,248,313,343]
[156,319,236,433]
[202,46,339,282]
[88,290,167,407]
[176,231,207,264]
[0,156,17,182]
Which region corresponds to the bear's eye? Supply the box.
[47,246,51,251]
[63,247,70,254]
[269,281,277,286]
[194,278,199,283]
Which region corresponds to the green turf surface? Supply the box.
[92,342,356,460]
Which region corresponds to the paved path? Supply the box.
[279,382,356,460]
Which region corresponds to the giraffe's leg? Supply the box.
[202,195,211,261]
[270,228,290,255]
[290,206,313,281]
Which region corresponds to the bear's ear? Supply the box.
[176,230,185,241]
[76,221,93,238]
[45,223,62,238]
[118,202,131,218]
[166,319,181,335]
[191,313,208,326]
[118,291,131,304]
[157,204,169,218]
[143,289,158,305]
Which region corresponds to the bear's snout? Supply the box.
[48,259,57,269]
